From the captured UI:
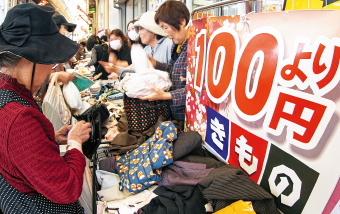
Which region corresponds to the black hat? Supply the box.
[0,3,79,64]
[52,14,77,32]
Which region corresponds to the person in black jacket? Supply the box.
[108,29,132,68]
[86,37,110,80]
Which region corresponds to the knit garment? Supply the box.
[0,73,86,204]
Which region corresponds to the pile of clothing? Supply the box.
[96,121,281,214]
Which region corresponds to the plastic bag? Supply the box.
[63,81,83,110]
[42,72,71,132]
[120,44,172,98]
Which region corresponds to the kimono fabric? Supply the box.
[116,121,178,194]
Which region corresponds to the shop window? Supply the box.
[134,0,146,19]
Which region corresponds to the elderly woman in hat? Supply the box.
[0,3,91,213]
[141,0,190,123]
[134,11,173,64]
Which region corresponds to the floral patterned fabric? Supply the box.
[116,122,178,194]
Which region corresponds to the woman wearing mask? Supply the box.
[134,11,173,64]
[126,20,141,48]
[0,3,91,213]
[141,0,190,123]
[108,29,132,68]
[86,37,110,80]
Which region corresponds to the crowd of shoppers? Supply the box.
[0,0,190,212]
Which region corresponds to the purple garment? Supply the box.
[158,161,214,186]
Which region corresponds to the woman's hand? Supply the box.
[68,121,92,144]
[98,61,119,74]
[139,84,172,101]
[57,71,75,84]
[55,125,73,144]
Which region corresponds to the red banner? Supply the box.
[186,10,340,214]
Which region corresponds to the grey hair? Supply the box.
[0,52,22,68]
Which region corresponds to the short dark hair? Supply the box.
[0,52,22,68]
[80,42,86,47]
[86,37,98,51]
[100,35,107,42]
[108,29,128,52]
[156,35,164,40]
[155,0,190,31]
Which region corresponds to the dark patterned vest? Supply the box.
[0,89,84,214]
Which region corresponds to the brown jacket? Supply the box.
[74,47,86,61]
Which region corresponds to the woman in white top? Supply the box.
[134,11,173,64]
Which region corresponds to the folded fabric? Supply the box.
[173,131,202,161]
[120,44,172,98]
[158,161,214,186]
[116,121,178,194]
[107,92,124,100]
[95,170,120,190]
[140,185,207,214]
[213,200,256,214]
[121,70,172,98]
[99,156,117,173]
[197,164,280,214]
[106,185,158,214]
[97,184,132,202]
[108,113,167,156]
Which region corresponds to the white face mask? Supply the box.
[64,31,71,38]
[110,40,122,50]
[128,30,139,41]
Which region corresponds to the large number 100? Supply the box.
[193,26,284,121]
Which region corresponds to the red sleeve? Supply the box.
[7,107,86,204]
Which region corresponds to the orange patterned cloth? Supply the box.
[116,122,178,194]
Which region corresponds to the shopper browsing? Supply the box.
[108,29,132,67]
[134,11,173,64]
[0,4,91,213]
[127,20,145,48]
[86,37,110,79]
[52,14,78,73]
[140,0,190,122]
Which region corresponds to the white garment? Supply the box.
[106,185,158,214]
[120,44,172,98]
[95,170,120,190]
[97,185,132,202]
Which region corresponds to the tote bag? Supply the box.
[124,94,170,132]
[43,72,71,132]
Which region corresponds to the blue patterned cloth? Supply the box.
[116,122,178,194]
[155,39,188,121]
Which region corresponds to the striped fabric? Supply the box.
[155,39,188,121]
[197,164,280,214]
[0,89,84,214]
